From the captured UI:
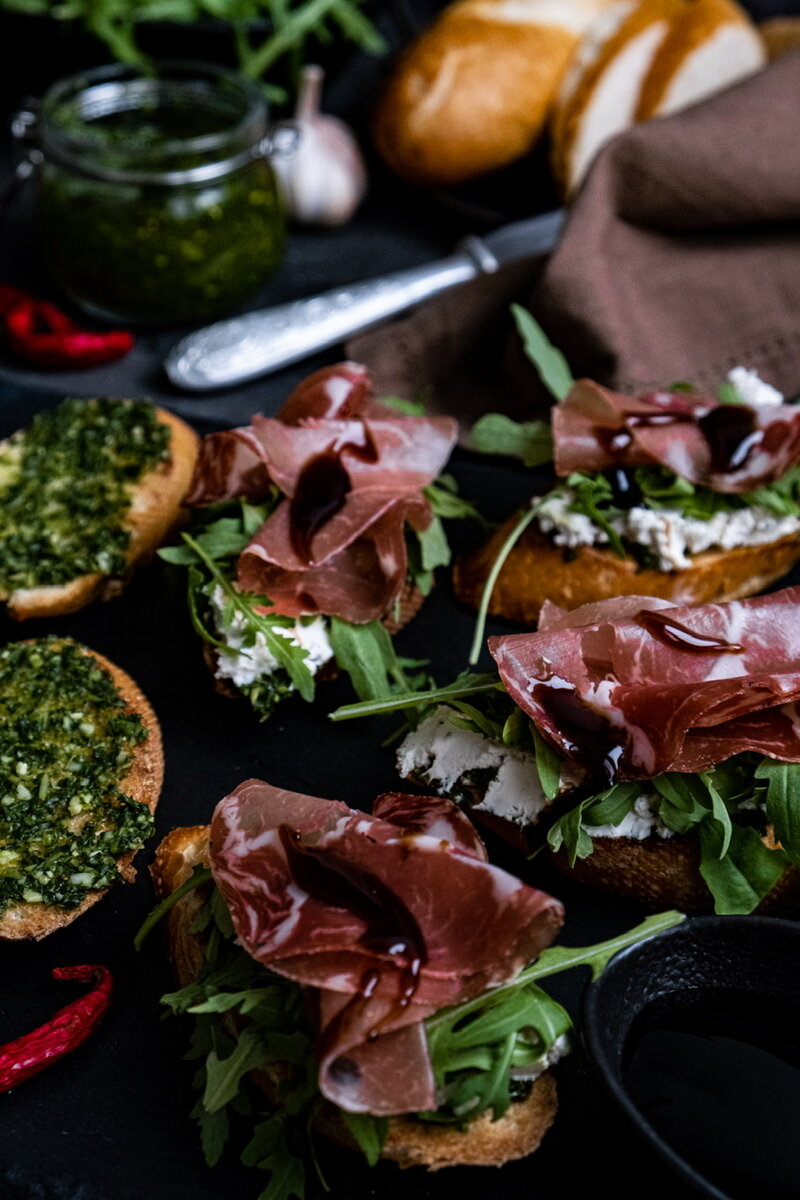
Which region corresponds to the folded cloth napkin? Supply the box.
[350,50,800,426]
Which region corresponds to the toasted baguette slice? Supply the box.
[0,645,163,940]
[550,834,800,914]
[453,513,800,624]
[4,405,198,621]
[152,826,558,1170]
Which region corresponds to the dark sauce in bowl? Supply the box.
[623,988,800,1200]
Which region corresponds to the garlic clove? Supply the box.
[273,64,368,227]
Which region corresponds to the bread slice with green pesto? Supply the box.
[0,637,163,940]
[0,397,198,621]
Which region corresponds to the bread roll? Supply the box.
[373,0,619,186]
[551,0,766,195]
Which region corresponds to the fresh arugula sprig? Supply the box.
[547,754,799,915]
[422,910,683,1124]
[18,0,386,103]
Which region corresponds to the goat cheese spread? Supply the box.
[584,794,675,840]
[511,1032,572,1085]
[536,368,798,571]
[397,706,552,828]
[211,586,334,688]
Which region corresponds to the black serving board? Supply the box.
[0,385,782,1200]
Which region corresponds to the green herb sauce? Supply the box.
[0,637,153,912]
[0,396,170,592]
[38,154,284,324]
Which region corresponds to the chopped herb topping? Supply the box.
[0,397,170,591]
[0,637,153,912]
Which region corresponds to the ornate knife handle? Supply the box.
[164,236,497,391]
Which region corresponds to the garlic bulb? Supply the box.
[273,64,367,227]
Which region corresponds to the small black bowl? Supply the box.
[583,915,800,1200]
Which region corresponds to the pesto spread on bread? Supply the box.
[0,638,153,912]
[0,397,170,591]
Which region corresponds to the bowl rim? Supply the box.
[582,913,800,1200]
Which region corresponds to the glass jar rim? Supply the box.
[38,59,270,186]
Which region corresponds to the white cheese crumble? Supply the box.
[513,1032,571,1082]
[727,366,784,407]
[584,793,675,840]
[536,365,798,571]
[396,707,552,829]
[211,586,334,689]
[537,490,800,571]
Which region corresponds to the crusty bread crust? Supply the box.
[5,406,199,621]
[551,834,800,913]
[550,0,764,195]
[453,512,800,624]
[372,0,615,186]
[0,647,163,940]
[152,825,559,1169]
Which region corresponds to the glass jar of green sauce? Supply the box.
[31,61,286,324]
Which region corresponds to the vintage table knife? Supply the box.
[164,208,564,391]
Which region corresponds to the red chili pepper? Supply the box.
[0,285,133,369]
[0,965,113,1093]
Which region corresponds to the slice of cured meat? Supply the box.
[552,378,800,492]
[490,586,800,781]
[184,362,458,622]
[209,780,564,1115]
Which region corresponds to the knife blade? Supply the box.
[164,208,565,391]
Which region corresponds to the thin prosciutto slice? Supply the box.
[184,363,458,622]
[490,586,800,781]
[552,378,800,492]
[209,781,564,1115]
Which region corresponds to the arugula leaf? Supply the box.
[182,532,317,703]
[511,304,574,402]
[243,1115,306,1200]
[698,822,789,915]
[204,1025,275,1113]
[562,473,627,558]
[717,380,745,405]
[546,783,640,865]
[134,864,212,949]
[468,498,547,665]
[425,478,485,524]
[339,1113,389,1167]
[378,395,427,416]
[328,617,408,702]
[470,413,554,467]
[756,759,800,864]
[40,0,386,102]
[329,672,501,722]
[530,726,563,802]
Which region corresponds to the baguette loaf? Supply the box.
[551,0,766,195]
[0,401,198,621]
[453,513,800,624]
[372,0,617,186]
[152,825,559,1171]
[0,641,163,940]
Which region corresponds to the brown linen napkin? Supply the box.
[350,50,800,426]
